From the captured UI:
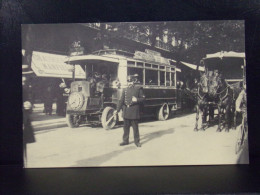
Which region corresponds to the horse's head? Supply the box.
[208,73,220,97]
[199,72,208,93]
[199,70,223,97]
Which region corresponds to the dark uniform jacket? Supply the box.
[117,86,145,119]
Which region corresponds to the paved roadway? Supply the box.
[25,104,249,168]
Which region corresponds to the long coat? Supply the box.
[117,86,145,119]
[23,85,35,144]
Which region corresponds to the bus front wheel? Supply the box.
[101,107,117,130]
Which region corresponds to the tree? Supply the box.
[91,21,245,64]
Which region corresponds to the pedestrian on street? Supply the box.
[236,81,247,120]
[56,82,67,116]
[43,86,54,115]
[115,74,145,147]
[22,65,36,166]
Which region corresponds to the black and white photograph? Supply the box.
[22,21,248,168]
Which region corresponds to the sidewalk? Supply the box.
[31,103,67,132]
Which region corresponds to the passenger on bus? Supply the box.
[111,78,121,88]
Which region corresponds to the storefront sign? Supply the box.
[31,51,85,78]
[134,50,170,65]
[145,49,161,56]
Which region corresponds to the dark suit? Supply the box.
[23,84,36,164]
[117,85,145,144]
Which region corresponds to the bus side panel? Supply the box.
[142,88,177,107]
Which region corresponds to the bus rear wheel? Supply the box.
[66,114,80,128]
[101,107,117,130]
[158,103,170,121]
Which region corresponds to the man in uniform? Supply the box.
[115,74,145,147]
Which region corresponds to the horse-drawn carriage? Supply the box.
[194,51,246,132]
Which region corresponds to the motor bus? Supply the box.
[65,49,184,129]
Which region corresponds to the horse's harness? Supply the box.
[197,75,233,105]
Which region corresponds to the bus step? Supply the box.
[171,105,178,111]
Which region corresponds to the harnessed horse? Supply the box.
[216,80,241,132]
[194,71,220,131]
[194,69,241,132]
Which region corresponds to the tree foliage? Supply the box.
[97,21,245,64]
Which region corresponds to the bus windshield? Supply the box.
[78,61,118,85]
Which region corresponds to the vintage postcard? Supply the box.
[22,21,248,168]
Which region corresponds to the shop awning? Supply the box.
[180,61,205,71]
[31,51,85,79]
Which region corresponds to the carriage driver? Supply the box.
[114,74,145,147]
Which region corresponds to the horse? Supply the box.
[194,71,220,131]
[216,79,242,132]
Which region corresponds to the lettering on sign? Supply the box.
[31,51,85,78]
[145,49,161,56]
[134,50,170,65]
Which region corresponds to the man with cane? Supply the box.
[114,74,145,147]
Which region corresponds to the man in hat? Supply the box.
[236,81,247,123]
[22,65,35,166]
[115,74,145,147]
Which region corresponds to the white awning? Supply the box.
[176,68,181,72]
[205,51,245,59]
[31,51,85,79]
[180,61,205,71]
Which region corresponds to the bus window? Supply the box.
[127,67,143,84]
[145,69,158,85]
[152,64,158,69]
[171,72,175,87]
[127,61,135,66]
[160,71,165,86]
[145,63,151,68]
[166,72,170,86]
[137,62,144,67]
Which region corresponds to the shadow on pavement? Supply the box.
[33,123,68,132]
[74,146,136,167]
[73,128,174,167]
[31,114,65,122]
[140,128,174,145]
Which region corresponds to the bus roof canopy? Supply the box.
[204,51,245,59]
[65,54,120,64]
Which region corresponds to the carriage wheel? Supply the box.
[158,103,170,121]
[101,106,117,130]
[66,114,80,128]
